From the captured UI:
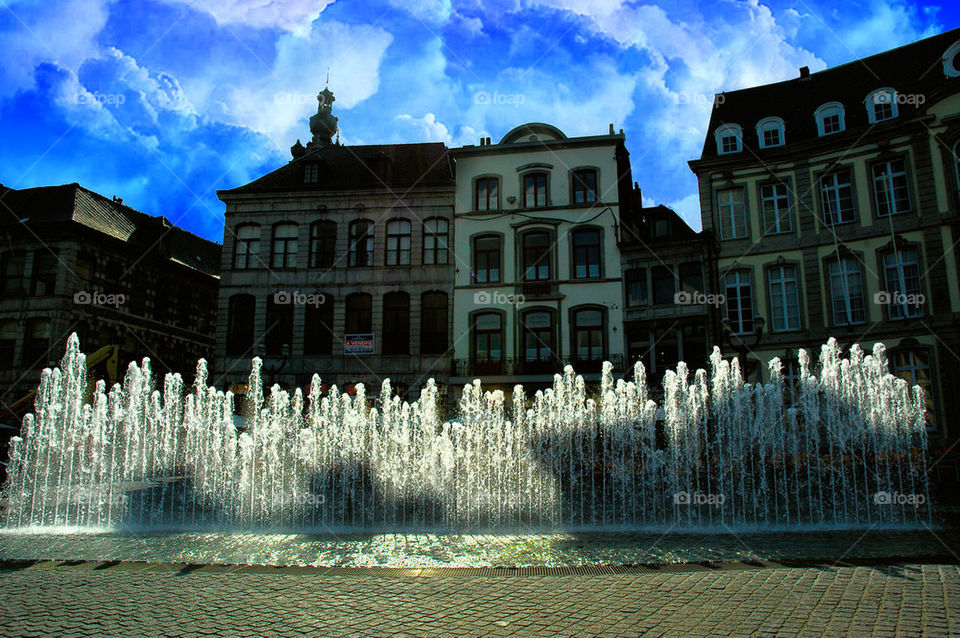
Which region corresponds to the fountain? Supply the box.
[0,334,931,534]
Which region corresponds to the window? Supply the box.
[572,169,598,204]
[265,295,294,356]
[882,248,923,320]
[572,308,604,365]
[0,320,15,368]
[679,262,702,294]
[872,159,911,216]
[815,102,845,136]
[271,223,298,269]
[768,265,801,332]
[724,271,754,335]
[865,88,898,123]
[382,292,410,355]
[348,220,374,267]
[309,221,336,269]
[423,218,449,265]
[304,295,334,355]
[30,250,58,296]
[717,187,748,239]
[572,228,601,279]
[523,172,548,208]
[651,265,675,305]
[756,117,785,149]
[714,124,742,154]
[782,357,801,405]
[304,163,319,183]
[625,268,647,306]
[420,292,448,355]
[522,310,554,362]
[24,318,51,368]
[233,225,260,270]
[760,183,792,234]
[819,171,856,225]
[892,349,935,431]
[473,235,501,283]
[522,231,551,281]
[473,313,502,361]
[386,219,411,266]
[475,177,499,211]
[0,252,25,298]
[828,257,866,326]
[226,294,256,355]
[345,293,372,334]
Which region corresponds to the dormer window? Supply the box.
[756,117,785,149]
[942,40,960,77]
[714,124,742,155]
[815,102,845,136]
[304,163,319,183]
[865,88,898,123]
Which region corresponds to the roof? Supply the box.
[220,142,453,196]
[0,183,221,276]
[695,28,960,161]
[621,204,701,246]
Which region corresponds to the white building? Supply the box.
[448,123,633,398]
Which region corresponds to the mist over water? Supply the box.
[1,334,931,532]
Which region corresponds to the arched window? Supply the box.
[522,230,551,281]
[386,219,411,266]
[309,221,336,268]
[422,218,449,265]
[382,291,410,355]
[865,88,898,123]
[472,312,503,368]
[271,223,298,269]
[420,291,448,355]
[345,293,372,334]
[265,294,293,356]
[233,224,260,270]
[349,220,374,267]
[714,124,742,154]
[572,308,605,370]
[304,294,334,355]
[815,102,845,136]
[523,172,548,207]
[756,117,785,149]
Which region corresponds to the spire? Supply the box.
[308,84,338,149]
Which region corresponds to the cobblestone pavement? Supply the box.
[0,562,957,636]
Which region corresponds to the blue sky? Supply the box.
[1,0,958,241]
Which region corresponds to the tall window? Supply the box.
[382,292,410,355]
[226,294,256,355]
[724,271,754,334]
[473,313,502,362]
[522,231,551,281]
[420,292,448,355]
[304,295,334,355]
[522,310,554,362]
[820,171,856,225]
[24,318,50,368]
[30,250,58,296]
[265,295,294,356]
[0,320,16,368]
[473,235,501,283]
[422,218,449,265]
[828,257,866,326]
[572,308,604,364]
[815,102,845,136]
[309,221,336,268]
[679,262,702,294]
[872,159,911,216]
[717,187,747,239]
[271,223,298,269]
[651,265,675,305]
[349,220,374,267]
[572,169,598,204]
[625,268,647,306]
[475,177,499,211]
[345,293,372,334]
[892,349,935,431]
[760,183,792,234]
[572,228,601,278]
[882,248,923,320]
[523,172,548,208]
[233,224,260,270]
[386,219,411,266]
[768,265,801,332]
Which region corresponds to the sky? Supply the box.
[1,0,958,242]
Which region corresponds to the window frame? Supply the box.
[569,305,607,367]
[815,102,846,136]
[303,294,335,356]
[472,234,502,284]
[422,217,449,265]
[870,156,913,217]
[756,117,785,149]
[880,246,924,321]
[382,291,411,355]
[309,220,337,269]
[826,255,867,327]
[420,291,449,355]
[571,226,603,279]
[723,269,755,335]
[865,88,898,123]
[475,176,501,212]
[758,180,793,235]
[571,168,599,204]
[385,218,412,266]
[271,222,299,270]
[714,123,743,155]
[232,223,261,270]
[471,310,505,364]
[716,186,749,240]
[521,307,557,364]
[348,219,375,268]
[766,263,803,333]
[817,168,858,226]
[520,229,553,282]
[522,171,549,208]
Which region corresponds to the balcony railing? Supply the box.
[452,355,624,377]
[516,281,560,298]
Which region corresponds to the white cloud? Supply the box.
[166,0,335,31]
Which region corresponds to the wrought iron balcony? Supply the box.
[516,281,560,298]
[452,355,624,377]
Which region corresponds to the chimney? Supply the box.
[609,123,615,134]
[486,137,492,145]
[799,66,810,80]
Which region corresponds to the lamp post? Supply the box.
[722,315,765,380]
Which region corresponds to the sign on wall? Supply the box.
[344,334,374,354]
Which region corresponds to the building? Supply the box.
[688,28,960,445]
[0,182,220,417]
[215,88,455,400]
[448,123,633,399]
[619,196,716,392]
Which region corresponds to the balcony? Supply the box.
[452,355,624,378]
[516,281,560,299]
